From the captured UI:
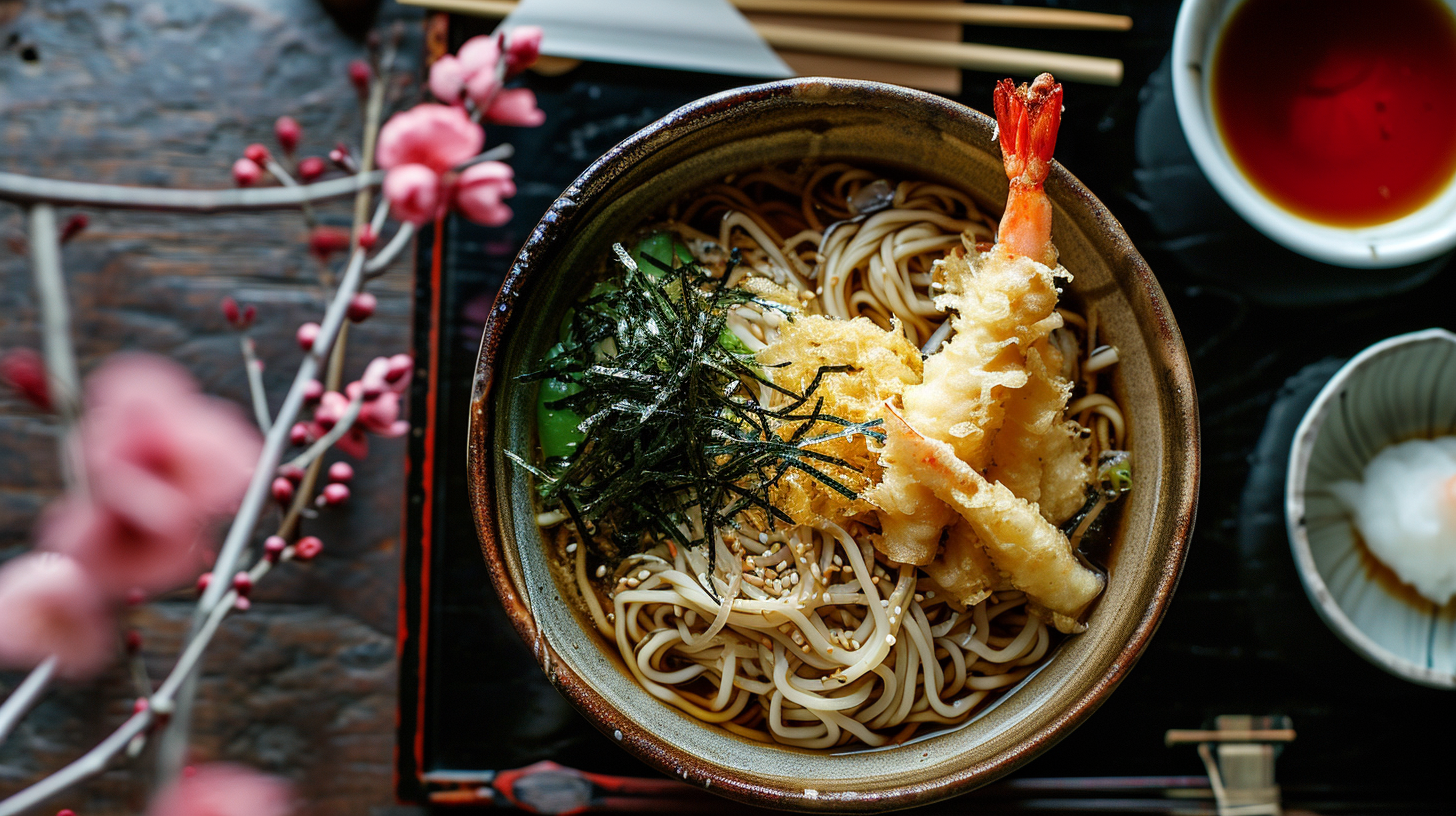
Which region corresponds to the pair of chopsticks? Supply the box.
[400,0,1129,86]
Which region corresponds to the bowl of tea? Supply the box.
[1172,0,1456,268]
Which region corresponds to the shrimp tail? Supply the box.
[992,74,1062,265]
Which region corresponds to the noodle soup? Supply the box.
[513,158,1131,750]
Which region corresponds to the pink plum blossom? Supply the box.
[485,88,545,127]
[147,763,292,816]
[376,104,482,173]
[0,552,115,678]
[381,163,443,226]
[453,161,517,227]
[427,54,469,106]
[41,354,261,594]
[505,26,543,76]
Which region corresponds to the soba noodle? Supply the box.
[538,162,1125,749]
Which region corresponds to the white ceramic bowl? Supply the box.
[1286,329,1456,689]
[1171,0,1456,268]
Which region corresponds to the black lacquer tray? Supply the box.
[397,4,1453,811]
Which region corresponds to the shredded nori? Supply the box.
[507,244,883,590]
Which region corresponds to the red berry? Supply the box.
[347,292,377,323]
[196,572,212,594]
[328,461,354,483]
[348,59,372,94]
[271,476,295,504]
[321,483,350,506]
[1,348,53,411]
[296,322,320,352]
[289,422,311,446]
[294,536,323,561]
[244,143,270,164]
[297,156,326,182]
[274,115,301,154]
[125,630,142,653]
[277,463,306,483]
[264,535,287,562]
[231,571,254,595]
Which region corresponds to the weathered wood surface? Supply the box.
[1,2,424,814]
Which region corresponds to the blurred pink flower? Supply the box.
[39,497,205,596]
[148,763,292,816]
[376,104,482,174]
[382,163,443,226]
[358,354,412,397]
[0,553,114,678]
[485,88,545,127]
[453,161,516,227]
[39,354,261,594]
[505,26,543,76]
[427,54,468,106]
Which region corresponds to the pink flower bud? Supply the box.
[296,322,320,352]
[277,463,306,483]
[270,477,295,504]
[330,143,356,172]
[58,809,76,816]
[289,422,310,446]
[196,572,211,594]
[221,296,240,324]
[486,88,545,127]
[428,54,467,105]
[1,348,52,411]
[244,143,270,164]
[358,224,377,250]
[328,461,354,483]
[302,380,324,405]
[294,536,323,561]
[126,588,146,606]
[308,225,351,259]
[274,115,301,154]
[232,158,263,187]
[133,697,149,714]
[505,25,543,76]
[234,596,251,612]
[297,156,326,182]
[382,164,442,226]
[264,536,287,562]
[125,629,142,652]
[453,161,517,227]
[348,59,372,94]
[243,304,256,325]
[321,483,350,506]
[385,354,414,384]
[60,213,89,244]
[347,292,377,323]
[231,572,253,595]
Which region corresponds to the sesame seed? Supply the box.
[637,569,650,580]
[566,542,577,554]
[880,599,890,608]
[595,565,607,578]
[625,578,640,588]
[759,533,769,544]
[886,635,896,646]
[927,591,936,599]
[894,606,902,616]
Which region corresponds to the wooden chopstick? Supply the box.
[1164,729,1298,745]
[732,0,1133,31]
[398,0,1124,85]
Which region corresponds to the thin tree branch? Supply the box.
[0,657,57,747]
[28,204,86,494]
[262,159,319,227]
[284,394,362,471]
[240,336,271,433]
[0,171,382,212]
[363,222,417,276]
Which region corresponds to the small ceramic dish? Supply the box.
[1286,328,1456,689]
[1172,0,1456,268]
[469,78,1200,811]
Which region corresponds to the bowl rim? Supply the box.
[1284,327,1456,689]
[1171,0,1456,269]
[467,76,1201,809]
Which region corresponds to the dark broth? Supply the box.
[1211,0,1456,226]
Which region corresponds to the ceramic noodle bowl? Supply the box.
[468,78,1199,811]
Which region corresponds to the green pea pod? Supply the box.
[631,231,694,278]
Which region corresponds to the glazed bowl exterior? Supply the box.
[468,78,1200,811]
[1285,328,1456,689]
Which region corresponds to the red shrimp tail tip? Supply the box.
[993,73,1063,185]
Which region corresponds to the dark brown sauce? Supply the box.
[1212,0,1456,226]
